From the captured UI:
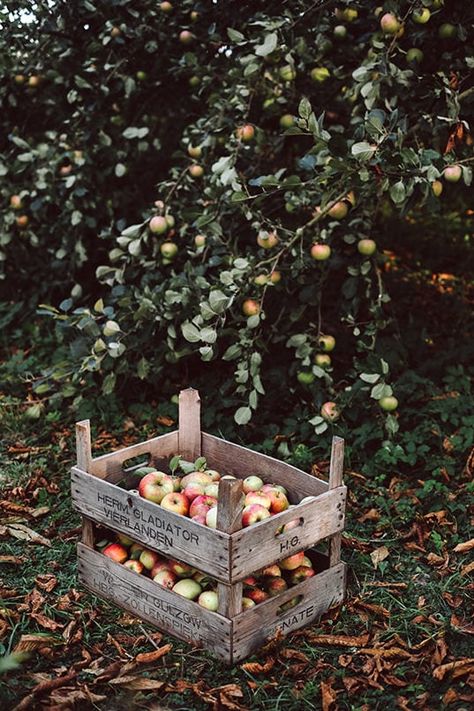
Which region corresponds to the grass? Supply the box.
[1,380,473,711]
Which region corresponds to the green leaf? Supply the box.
[209,289,229,314]
[181,322,201,343]
[137,357,149,380]
[298,96,312,120]
[227,28,245,43]
[371,383,393,400]
[200,326,217,343]
[234,406,252,425]
[255,32,278,57]
[390,180,406,204]
[102,373,116,395]
[360,373,380,384]
[351,141,377,161]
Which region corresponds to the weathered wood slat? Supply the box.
[202,433,328,499]
[76,420,95,546]
[88,431,179,481]
[230,487,346,580]
[232,562,346,662]
[71,467,232,581]
[178,389,201,461]
[328,436,345,567]
[77,543,232,661]
[217,479,244,618]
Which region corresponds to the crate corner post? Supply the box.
[178,388,202,460]
[328,435,345,568]
[74,419,95,548]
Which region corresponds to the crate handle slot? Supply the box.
[276,594,304,616]
[121,453,153,472]
[274,517,304,538]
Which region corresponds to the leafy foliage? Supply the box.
[1,0,473,441]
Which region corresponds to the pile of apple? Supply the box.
[135,458,312,528]
[100,530,317,612]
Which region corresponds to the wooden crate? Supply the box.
[72,388,347,663]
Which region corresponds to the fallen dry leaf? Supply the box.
[109,676,167,691]
[0,523,51,547]
[241,658,275,674]
[453,538,474,554]
[432,658,474,681]
[31,612,64,631]
[12,669,77,711]
[461,560,474,576]
[0,555,25,565]
[370,545,390,569]
[321,678,337,711]
[358,508,381,523]
[13,634,62,653]
[35,574,58,592]
[135,643,172,664]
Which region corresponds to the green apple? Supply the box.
[328,201,348,219]
[149,216,168,234]
[297,371,315,386]
[318,334,336,352]
[188,145,202,159]
[438,23,456,39]
[443,165,462,183]
[406,48,423,63]
[310,67,330,82]
[314,353,331,368]
[172,578,202,600]
[357,239,377,256]
[380,13,400,35]
[334,25,347,39]
[311,244,331,261]
[194,234,206,247]
[412,8,430,24]
[279,65,296,82]
[279,114,294,129]
[431,180,443,197]
[160,242,178,259]
[379,396,398,411]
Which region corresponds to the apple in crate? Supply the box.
[265,577,288,597]
[180,471,213,489]
[123,559,144,574]
[260,564,281,577]
[150,560,171,577]
[246,587,270,604]
[280,518,300,534]
[191,513,207,525]
[267,490,289,514]
[117,533,134,546]
[161,492,189,516]
[198,590,219,611]
[193,571,214,588]
[244,491,271,509]
[139,549,162,571]
[168,559,195,578]
[204,483,219,498]
[301,556,313,568]
[204,469,221,481]
[138,471,174,504]
[242,504,271,527]
[130,543,145,560]
[189,495,217,519]
[182,482,205,502]
[243,475,264,493]
[205,506,218,528]
[279,551,305,570]
[262,483,287,496]
[290,566,316,585]
[153,569,177,589]
[103,543,128,564]
[172,579,202,600]
[242,597,256,610]
[243,575,258,587]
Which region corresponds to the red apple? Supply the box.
[149,215,168,234]
[168,559,195,578]
[281,518,300,533]
[443,165,462,183]
[267,490,289,514]
[138,471,174,504]
[179,30,194,45]
[243,576,258,586]
[242,504,272,527]
[189,164,204,178]
[243,475,264,493]
[290,566,316,585]
[191,514,207,525]
[279,551,305,571]
[189,494,218,519]
[242,299,260,317]
[172,579,201,600]
[182,482,206,502]
[10,195,22,209]
[236,124,255,142]
[103,543,128,564]
[265,577,288,596]
[328,201,348,219]
[161,492,189,516]
[16,215,29,229]
[153,569,177,589]
[257,231,278,249]
[260,564,281,577]
[246,587,270,604]
[198,590,219,610]
[245,491,272,509]
[311,244,331,261]
[150,560,171,577]
[380,12,400,35]
[321,401,340,422]
[261,483,287,495]
[123,559,144,574]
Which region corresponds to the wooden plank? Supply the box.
[89,431,179,481]
[77,543,232,662]
[178,389,201,461]
[232,562,346,663]
[71,467,232,581]
[76,420,95,546]
[328,436,344,566]
[230,487,346,581]
[202,433,328,499]
[328,436,344,489]
[217,479,244,619]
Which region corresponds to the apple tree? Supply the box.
[4,0,472,444]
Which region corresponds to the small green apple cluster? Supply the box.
[135,458,297,529]
[99,528,318,611]
[148,209,178,261]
